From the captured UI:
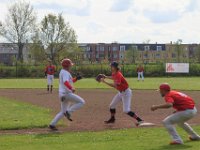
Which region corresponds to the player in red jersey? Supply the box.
[137,64,144,81]
[151,83,200,145]
[100,62,146,126]
[45,60,56,93]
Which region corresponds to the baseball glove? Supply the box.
[96,74,105,82]
[75,73,82,80]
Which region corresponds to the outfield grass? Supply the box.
[0,127,200,150]
[0,97,52,130]
[0,77,200,90]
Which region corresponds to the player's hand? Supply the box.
[151,105,158,111]
[100,78,105,82]
[72,88,76,93]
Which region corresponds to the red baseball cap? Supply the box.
[61,58,74,68]
[159,83,171,91]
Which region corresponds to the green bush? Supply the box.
[1,63,200,78]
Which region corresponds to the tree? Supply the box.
[195,44,200,63]
[125,45,138,64]
[40,13,78,64]
[30,32,47,64]
[0,1,36,62]
[174,39,183,63]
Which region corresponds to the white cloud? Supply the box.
[0,0,200,43]
[110,0,133,12]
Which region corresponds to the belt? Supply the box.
[119,88,128,93]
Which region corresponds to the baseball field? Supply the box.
[0,77,200,150]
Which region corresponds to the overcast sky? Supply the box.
[0,0,200,43]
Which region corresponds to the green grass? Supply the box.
[0,127,200,150]
[0,77,200,90]
[0,97,52,130]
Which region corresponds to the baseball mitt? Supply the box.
[96,74,105,82]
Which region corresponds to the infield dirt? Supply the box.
[0,89,199,134]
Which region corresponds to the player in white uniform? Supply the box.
[49,58,85,130]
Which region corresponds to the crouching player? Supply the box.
[49,58,85,130]
[100,62,145,126]
[151,83,200,145]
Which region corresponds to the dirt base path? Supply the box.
[0,89,200,134]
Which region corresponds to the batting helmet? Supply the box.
[159,83,171,91]
[61,58,74,68]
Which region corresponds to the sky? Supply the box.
[0,0,200,44]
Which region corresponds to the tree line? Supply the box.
[0,0,80,64]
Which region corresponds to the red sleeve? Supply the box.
[165,96,174,104]
[72,78,77,83]
[64,81,72,90]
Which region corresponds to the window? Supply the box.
[132,46,138,50]
[120,45,125,51]
[113,54,118,58]
[157,46,162,51]
[172,53,176,58]
[156,53,160,58]
[96,54,99,58]
[112,46,118,51]
[100,46,104,51]
[144,46,150,51]
[144,54,148,58]
[99,54,104,58]
[86,46,90,51]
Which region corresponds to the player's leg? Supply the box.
[50,75,54,93]
[162,110,196,144]
[65,93,85,120]
[49,96,68,129]
[47,75,51,92]
[141,72,144,81]
[137,72,140,81]
[105,93,121,124]
[177,108,200,140]
[122,89,143,124]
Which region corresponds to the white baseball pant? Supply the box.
[163,107,200,143]
[110,88,132,113]
[137,72,144,81]
[47,75,54,85]
[50,93,85,126]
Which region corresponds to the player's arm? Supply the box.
[104,76,113,80]
[151,103,173,111]
[101,79,116,88]
[63,75,75,92]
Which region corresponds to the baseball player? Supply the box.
[45,60,56,93]
[49,58,85,130]
[137,64,144,81]
[100,62,145,126]
[151,83,200,145]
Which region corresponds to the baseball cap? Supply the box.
[110,62,119,68]
[159,83,171,91]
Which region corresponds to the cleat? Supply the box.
[104,117,115,124]
[136,121,144,127]
[189,136,200,141]
[64,111,73,121]
[48,125,58,131]
[169,141,183,145]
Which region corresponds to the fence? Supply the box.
[1,63,200,78]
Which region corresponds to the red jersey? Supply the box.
[137,67,144,72]
[45,65,56,75]
[164,90,195,111]
[112,71,129,92]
